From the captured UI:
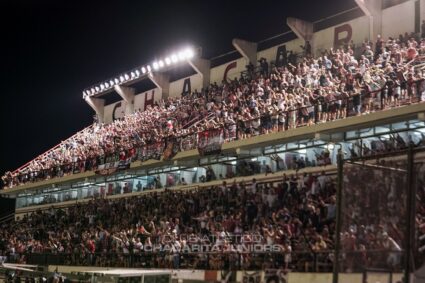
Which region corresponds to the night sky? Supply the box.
[0,0,357,175]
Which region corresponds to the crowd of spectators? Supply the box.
[2,154,422,271]
[1,172,337,270]
[2,32,425,189]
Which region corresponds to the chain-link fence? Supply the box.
[334,146,425,283]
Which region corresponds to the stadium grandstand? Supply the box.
[1,0,425,283]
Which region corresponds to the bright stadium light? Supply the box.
[85,90,91,96]
[153,62,159,70]
[114,78,119,84]
[131,71,136,78]
[141,66,146,74]
[119,76,125,82]
[109,80,114,86]
[184,48,194,59]
[91,87,95,93]
[171,54,178,63]
[135,70,140,76]
[178,51,185,61]
[146,65,151,72]
[158,60,164,68]
[105,82,109,88]
[100,84,105,90]
[95,86,100,92]
[165,57,171,65]
[124,73,130,80]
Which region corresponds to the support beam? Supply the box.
[148,72,170,100]
[84,96,105,123]
[232,38,258,66]
[114,85,135,115]
[188,58,211,90]
[421,0,425,27]
[287,17,314,56]
[355,0,383,42]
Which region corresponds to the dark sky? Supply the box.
[0,0,357,175]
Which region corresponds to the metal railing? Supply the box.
[1,250,406,272]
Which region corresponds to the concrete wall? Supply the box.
[314,16,370,52]
[169,73,203,97]
[209,57,247,84]
[134,87,161,112]
[103,100,127,124]
[382,0,416,38]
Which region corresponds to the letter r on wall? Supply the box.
[334,24,352,49]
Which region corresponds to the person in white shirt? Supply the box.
[381,232,402,267]
[250,179,258,194]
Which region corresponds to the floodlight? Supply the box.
[120,76,125,82]
[158,60,164,68]
[153,62,159,70]
[131,72,136,78]
[146,65,151,72]
[124,73,130,80]
[109,80,114,86]
[95,86,100,92]
[135,70,140,76]
[100,84,105,90]
[105,82,109,88]
[141,67,146,74]
[165,57,171,65]
[114,78,119,84]
[184,48,194,59]
[171,54,178,63]
[178,51,185,61]
[91,88,95,93]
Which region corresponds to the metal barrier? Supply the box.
[1,250,404,272]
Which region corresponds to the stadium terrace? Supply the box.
[1,1,425,283]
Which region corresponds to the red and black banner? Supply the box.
[95,158,131,176]
[197,129,224,156]
[140,142,164,162]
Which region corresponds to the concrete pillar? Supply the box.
[188,58,211,89]
[287,17,314,56]
[232,38,258,66]
[149,72,170,100]
[355,0,383,42]
[84,96,105,123]
[114,85,135,115]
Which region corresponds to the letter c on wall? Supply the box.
[223,61,237,82]
[112,102,122,121]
